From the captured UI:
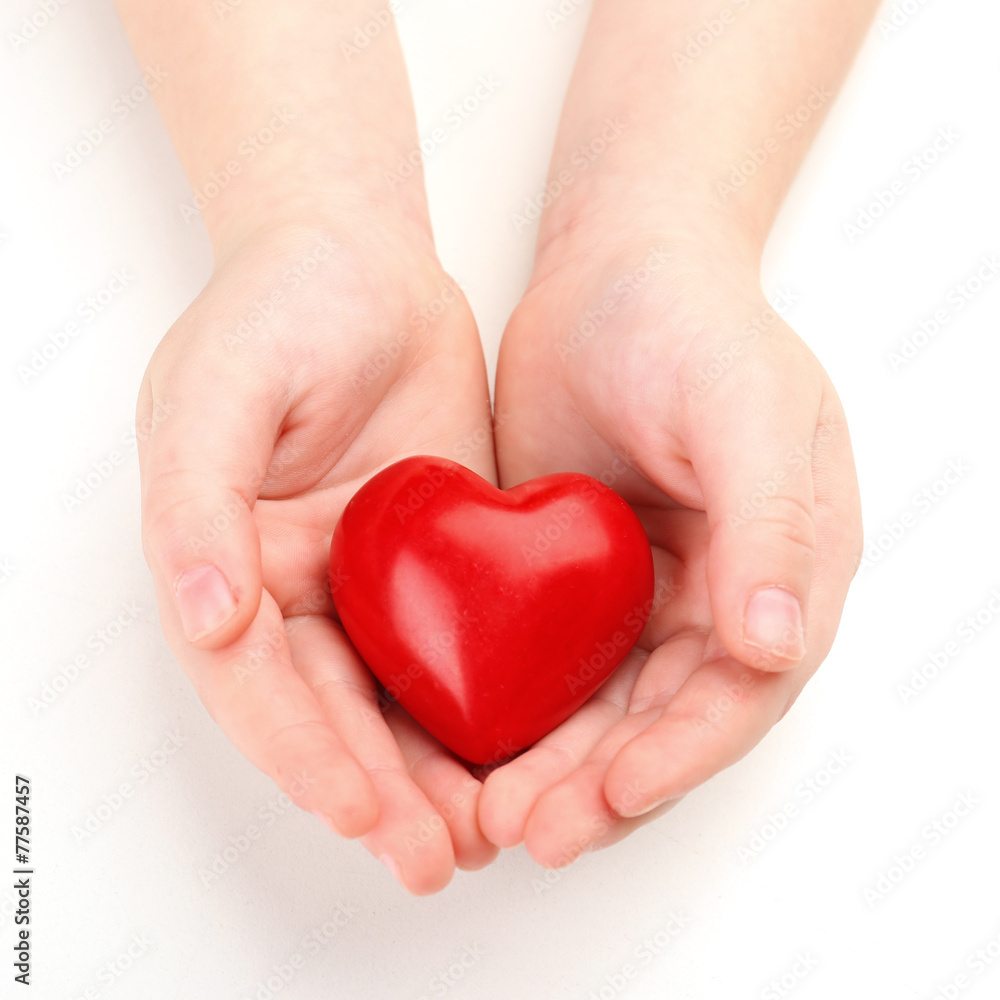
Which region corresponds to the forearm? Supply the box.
[113,0,428,262]
[538,0,880,264]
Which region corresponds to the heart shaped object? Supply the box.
[329,456,655,764]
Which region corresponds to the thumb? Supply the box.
[136,351,283,650]
[692,360,822,671]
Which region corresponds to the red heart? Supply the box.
[329,456,655,764]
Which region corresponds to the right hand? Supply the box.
[137,220,499,894]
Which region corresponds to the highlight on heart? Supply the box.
[329,455,656,764]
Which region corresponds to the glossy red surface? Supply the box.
[329,456,656,764]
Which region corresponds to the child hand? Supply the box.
[480,230,862,866]
[137,221,498,893]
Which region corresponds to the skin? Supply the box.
[480,0,875,865]
[117,0,499,894]
[116,0,875,890]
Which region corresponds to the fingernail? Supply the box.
[175,564,237,642]
[743,588,805,662]
[379,853,405,888]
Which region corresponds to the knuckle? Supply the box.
[141,493,200,567]
[748,494,817,561]
[141,474,249,568]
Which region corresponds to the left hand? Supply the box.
[479,231,862,867]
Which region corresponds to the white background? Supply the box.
[2,0,999,998]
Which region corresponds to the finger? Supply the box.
[137,328,287,650]
[478,647,646,848]
[359,769,456,896]
[607,652,792,820]
[604,463,861,819]
[292,617,456,895]
[688,332,824,670]
[256,496,339,618]
[515,632,702,865]
[172,590,378,838]
[523,761,683,869]
[385,707,498,872]
[622,627,711,716]
[797,388,864,662]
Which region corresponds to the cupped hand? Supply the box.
[137,221,499,894]
[480,230,862,867]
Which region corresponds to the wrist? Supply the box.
[115,0,433,265]
[197,214,472,366]
[529,180,765,296]
[197,138,436,269]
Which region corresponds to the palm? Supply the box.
[480,246,859,867]
[139,225,499,893]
